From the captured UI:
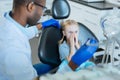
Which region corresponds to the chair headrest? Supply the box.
[52,0,71,19]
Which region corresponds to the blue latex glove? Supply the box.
[71,38,98,66]
[41,19,61,29]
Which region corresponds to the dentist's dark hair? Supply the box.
[13,0,45,9]
[13,0,46,8]
[13,0,33,8]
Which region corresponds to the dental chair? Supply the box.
[37,0,98,75]
[38,25,98,73]
[38,27,62,71]
[37,0,70,75]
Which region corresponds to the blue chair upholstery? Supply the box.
[33,63,53,76]
[78,22,98,44]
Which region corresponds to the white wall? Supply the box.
[106,0,120,6]
[46,0,53,9]
[0,0,13,17]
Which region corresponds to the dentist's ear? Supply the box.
[26,2,35,12]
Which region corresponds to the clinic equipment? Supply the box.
[38,0,71,72]
[101,7,120,65]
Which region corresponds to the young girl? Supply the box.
[58,19,95,72]
[59,19,81,62]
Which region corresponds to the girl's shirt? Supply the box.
[59,41,77,61]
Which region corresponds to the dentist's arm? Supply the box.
[68,60,78,70]
[36,19,61,30]
[69,38,98,70]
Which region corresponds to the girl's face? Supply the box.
[63,24,79,41]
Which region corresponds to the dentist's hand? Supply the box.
[70,38,98,69]
[41,19,61,29]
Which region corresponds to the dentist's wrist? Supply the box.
[36,23,42,30]
[68,60,78,71]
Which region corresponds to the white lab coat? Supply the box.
[0,12,38,80]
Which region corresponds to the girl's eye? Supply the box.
[68,31,73,34]
[75,31,78,33]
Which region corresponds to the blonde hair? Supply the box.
[59,19,79,44]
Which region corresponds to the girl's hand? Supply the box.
[74,34,80,49]
[70,33,75,50]
[68,33,75,61]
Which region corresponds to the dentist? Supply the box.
[0,0,60,80]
